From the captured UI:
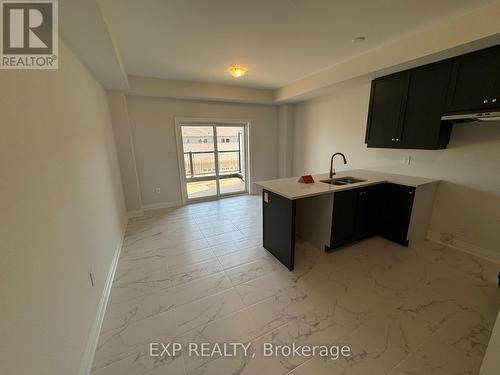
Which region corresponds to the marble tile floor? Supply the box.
[91,194,500,375]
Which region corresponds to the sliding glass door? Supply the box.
[216,126,246,195]
[181,125,218,199]
[178,123,248,201]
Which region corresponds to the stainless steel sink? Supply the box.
[321,176,366,185]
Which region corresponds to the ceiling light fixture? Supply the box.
[227,65,248,78]
[352,36,366,44]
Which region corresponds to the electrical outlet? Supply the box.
[89,271,95,287]
[154,187,161,194]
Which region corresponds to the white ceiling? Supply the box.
[98,0,495,89]
[60,0,129,90]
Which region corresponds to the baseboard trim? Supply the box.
[79,228,124,375]
[127,209,144,218]
[427,230,500,265]
[142,200,183,211]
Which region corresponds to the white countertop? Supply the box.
[255,169,439,200]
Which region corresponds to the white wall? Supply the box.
[124,96,279,207]
[0,40,126,375]
[293,84,500,260]
[278,104,294,178]
[127,75,275,104]
[107,91,143,213]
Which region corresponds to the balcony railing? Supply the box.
[184,150,242,181]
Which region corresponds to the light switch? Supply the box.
[264,192,268,203]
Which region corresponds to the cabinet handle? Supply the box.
[409,191,413,195]
[483,99,489,104]
[396,138,400,141]
[359,191,366,195]
[391,138,395,141]
[493,98,498,103]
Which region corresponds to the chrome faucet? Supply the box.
[329,153,347,178]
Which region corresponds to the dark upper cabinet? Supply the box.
[445,45,500,114]
[400,61,453,149]
[493,67,500,105]
[365,73,409,148]
[493,55,500,103]
[366,61,453,150]
[377,183,415,245]
[366,45,500,150]
[330,185,378,249]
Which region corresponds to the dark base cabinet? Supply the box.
[330,185,378,249]
[262,190,295,270]
[329,183,415,250]
[377,183,415,245]
[263,183,418,269]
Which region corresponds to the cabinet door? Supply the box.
[492,61,500,107]
[400,61,453,149]
[355,186,379,239]
[366,73,409,148]
[445,45,500,113]
[378,184,415,245]
[330,189,358,248]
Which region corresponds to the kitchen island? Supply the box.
[255,169,439,270]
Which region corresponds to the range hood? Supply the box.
[441,111,500,123]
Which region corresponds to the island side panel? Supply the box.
[262,190,295,270]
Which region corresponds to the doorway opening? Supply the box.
[175,119,250,202]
